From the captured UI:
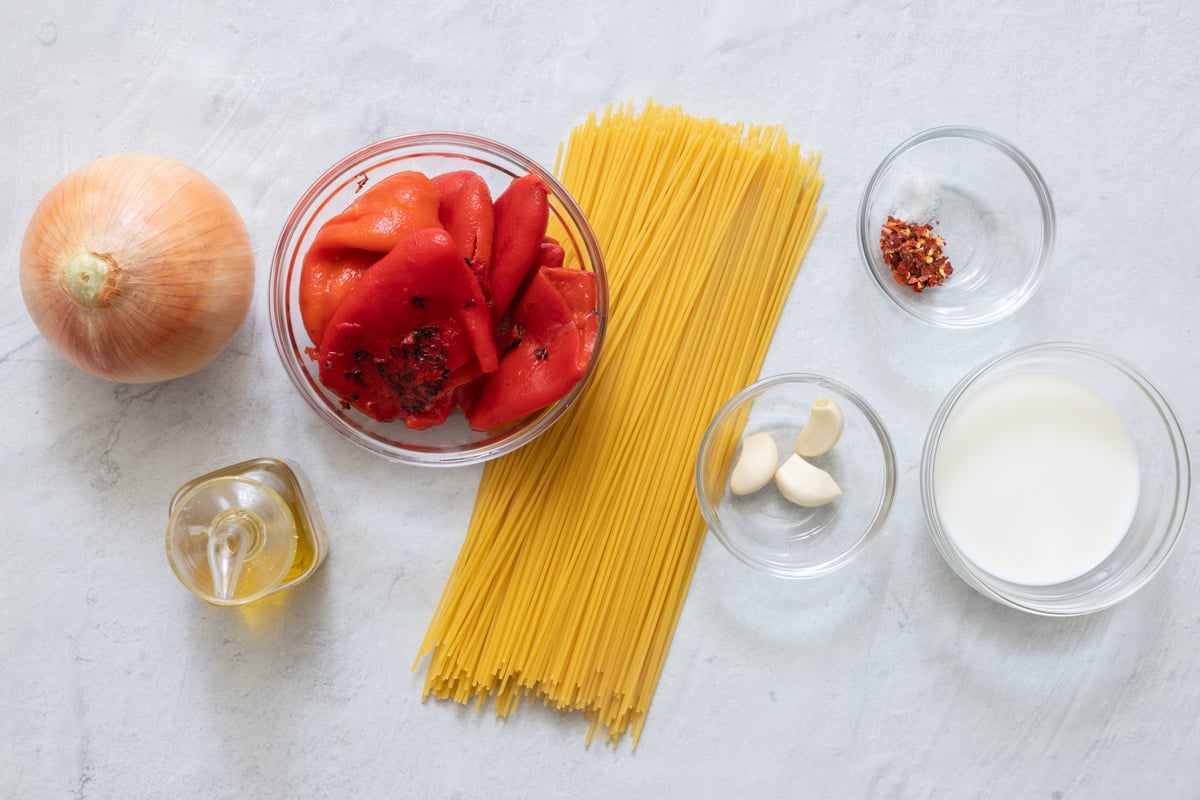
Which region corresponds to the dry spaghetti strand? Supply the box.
[416,100,825,746]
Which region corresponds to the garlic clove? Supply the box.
[775,453,842,507]
[729,432,778,495]
[795,397,845,457]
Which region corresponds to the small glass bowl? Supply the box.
[922,343,1190,615]
[695,375,897,578]
[269,133,608,467]
[857,126,1055,328]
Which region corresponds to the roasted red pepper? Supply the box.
[299,171,442,347]
[304,169,597,431]
[432,170,495,303]
[489,173,549,320]
[541,266,599,375]
[298,248,377,349]
[491,235,567,346]
[535,235,565,271]
[465,265,597,432]
[317,228,496,424]
[401,380,462,430]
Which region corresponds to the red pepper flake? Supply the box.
[879,216,954,292]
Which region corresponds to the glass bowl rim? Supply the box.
[920,340,1192,615]
[856,124,1057,329]
[695,372,898,579]
[268,131,609,467]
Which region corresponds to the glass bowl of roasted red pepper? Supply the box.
[921,343,1189,615]
[857,126,1055,328]
[270,133,608,466]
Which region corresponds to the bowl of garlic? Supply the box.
[695,374,897,578]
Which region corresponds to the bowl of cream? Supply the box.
[921,342,1190,615]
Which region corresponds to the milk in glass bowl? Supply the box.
[921,343,1189,615]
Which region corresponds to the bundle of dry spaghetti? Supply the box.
[415,100,825,746]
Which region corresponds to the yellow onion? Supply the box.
[20,153,255,383]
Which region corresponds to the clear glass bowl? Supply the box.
[269,133,608,466]
[922,343,1190,615]
[857,126,1055,328]
[695,374,897,578]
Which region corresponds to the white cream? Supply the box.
[933,372,1140,586]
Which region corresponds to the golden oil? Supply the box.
[166,458,328,606]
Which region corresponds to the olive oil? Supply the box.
[166,458,328,606]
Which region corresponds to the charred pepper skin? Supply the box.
[317,228,496,423]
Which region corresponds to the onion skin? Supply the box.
[19,153,255,383]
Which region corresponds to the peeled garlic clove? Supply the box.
[775,453,842,507]
[795,397,845,457]
[730,432,778,495]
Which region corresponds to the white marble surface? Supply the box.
[3,1,1199,797]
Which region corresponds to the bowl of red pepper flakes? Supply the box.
[270,133,608,466]
[856,126,1055,328]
